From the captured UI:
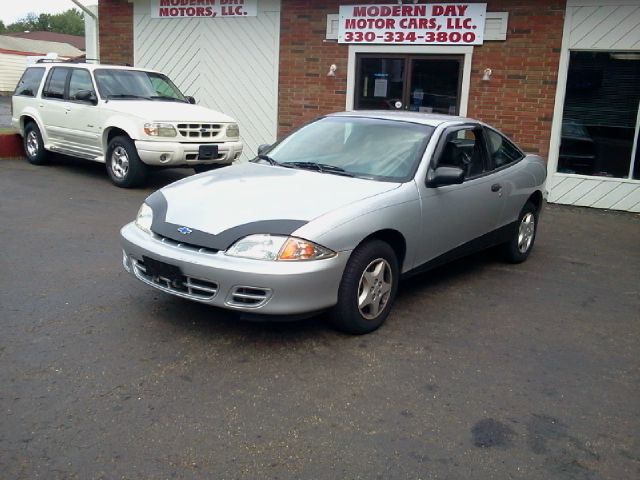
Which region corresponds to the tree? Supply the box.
[0,21,6,33]
[5,9,84,36]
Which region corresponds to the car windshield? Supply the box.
[94,69,187,102]
[263,116,434,181]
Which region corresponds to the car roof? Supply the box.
[329,110,477,128]
[29,62,159,74]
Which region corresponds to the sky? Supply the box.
[1,0,85,26]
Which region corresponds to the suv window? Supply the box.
[486,128,525,169]
[436,128,486,178]
[14,68,45,97]
[43,67,70,100]
[68,69,95,101]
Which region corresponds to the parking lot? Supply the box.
[1,156,639,479]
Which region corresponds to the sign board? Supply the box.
[151,0,258,19]
[338,4,487,45]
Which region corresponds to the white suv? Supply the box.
[12,62,243,187]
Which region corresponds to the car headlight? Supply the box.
[226,123,240,139]
[144,123,177,137]
[225,234,335,261]
[135,203,153,234]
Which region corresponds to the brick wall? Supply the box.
[279,0,565,157]
[99,0,134,66]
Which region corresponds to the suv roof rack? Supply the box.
[35,58,131,66]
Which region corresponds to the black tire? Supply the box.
[193,163,230,174]
[23,122,50,165]
[331,240,399,335]
[106,135,148,188]
[503,201,538,263]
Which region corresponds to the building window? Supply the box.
[558,51,640,180]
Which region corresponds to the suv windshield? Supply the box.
[94,69,187,102]
[262,116,433,182]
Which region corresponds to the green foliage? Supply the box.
[5,9,84,36]
[0,21,6,33]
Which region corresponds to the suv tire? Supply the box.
[106,135,148,188]
[24,122,50,165]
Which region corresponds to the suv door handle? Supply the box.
[491,183,502,192]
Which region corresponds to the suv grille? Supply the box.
[177,123,223,139]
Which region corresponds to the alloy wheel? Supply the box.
[357,258,393,320]
[26,130,38,158]
[517,212,535,253]
[111,146,130,179]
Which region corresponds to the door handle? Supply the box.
[491,183,502,192]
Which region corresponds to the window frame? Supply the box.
[482,126,526,173]
[42,67,72,101]
[427,123,491,183]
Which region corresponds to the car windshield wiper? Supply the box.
[285,161,354,177]
[253,154,288,167]
[150,96,188,103]
[105,94,152,101]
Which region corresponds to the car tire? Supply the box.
[23,122,49,165]
[106,135,148,188]
[503,201,538,263]
[193,163,230,174]
[331,240,399,335]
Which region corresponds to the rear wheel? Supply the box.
[503,201,538,263]
[106,135,148,188]
[23,122,49,165]
[331,240,399,335]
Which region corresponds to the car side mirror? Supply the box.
[426,166,465,187]
[75,90,97,105]
[185,96,196,104]
[257,144,271,155]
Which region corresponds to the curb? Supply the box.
[0,133,23,158]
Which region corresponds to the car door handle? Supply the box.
[491,183,502,192]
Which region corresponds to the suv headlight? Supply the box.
[144,123,177,137]
[226,123,240,139]
[226,234,335,261]
[135,203,153,233]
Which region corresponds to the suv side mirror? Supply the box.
[426,166,465,187]
[257,144,271,155]
[185,96,196,104]
[75,90,98,105]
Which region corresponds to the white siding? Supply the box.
[0,54,28,93]
[547,2,640,212]
[133,0,281,161]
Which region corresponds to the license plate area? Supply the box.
[142,256,185,285]
[198,144,219,160]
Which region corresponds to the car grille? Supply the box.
[133,258,218,300]
[152,233,219,254]
[226,286,272,308]
[177,123,223,139]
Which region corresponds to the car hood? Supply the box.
[104,100,236,123]
[146,163,400,250]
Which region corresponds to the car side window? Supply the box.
[14,68,45,97]
[436,128,486,178]
[485,128,525,169]
[42,67,70,100]
[68,69,95,101]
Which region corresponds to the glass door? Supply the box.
[354,54,463,114]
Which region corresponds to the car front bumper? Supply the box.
[120,222,351,315]
[134,140,243,167]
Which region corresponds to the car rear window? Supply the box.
[14,68,45,97]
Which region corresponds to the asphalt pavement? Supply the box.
[1,156,639,479]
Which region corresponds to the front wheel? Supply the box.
[503,202,538,263]
[106,135,148,188]
[331,240,399,335]
[23,122,50,165]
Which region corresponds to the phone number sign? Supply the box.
[338,3,487,45]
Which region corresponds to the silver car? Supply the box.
[121,112,546,334]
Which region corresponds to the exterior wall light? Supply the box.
[482,68,493,81]
[327,64,337,77]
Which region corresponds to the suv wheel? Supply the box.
[24,122,49,165]
[106,136,148,188]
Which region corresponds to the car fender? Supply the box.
[294,182,422,273]
[18,107,49,145]
[101,115,142,151]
